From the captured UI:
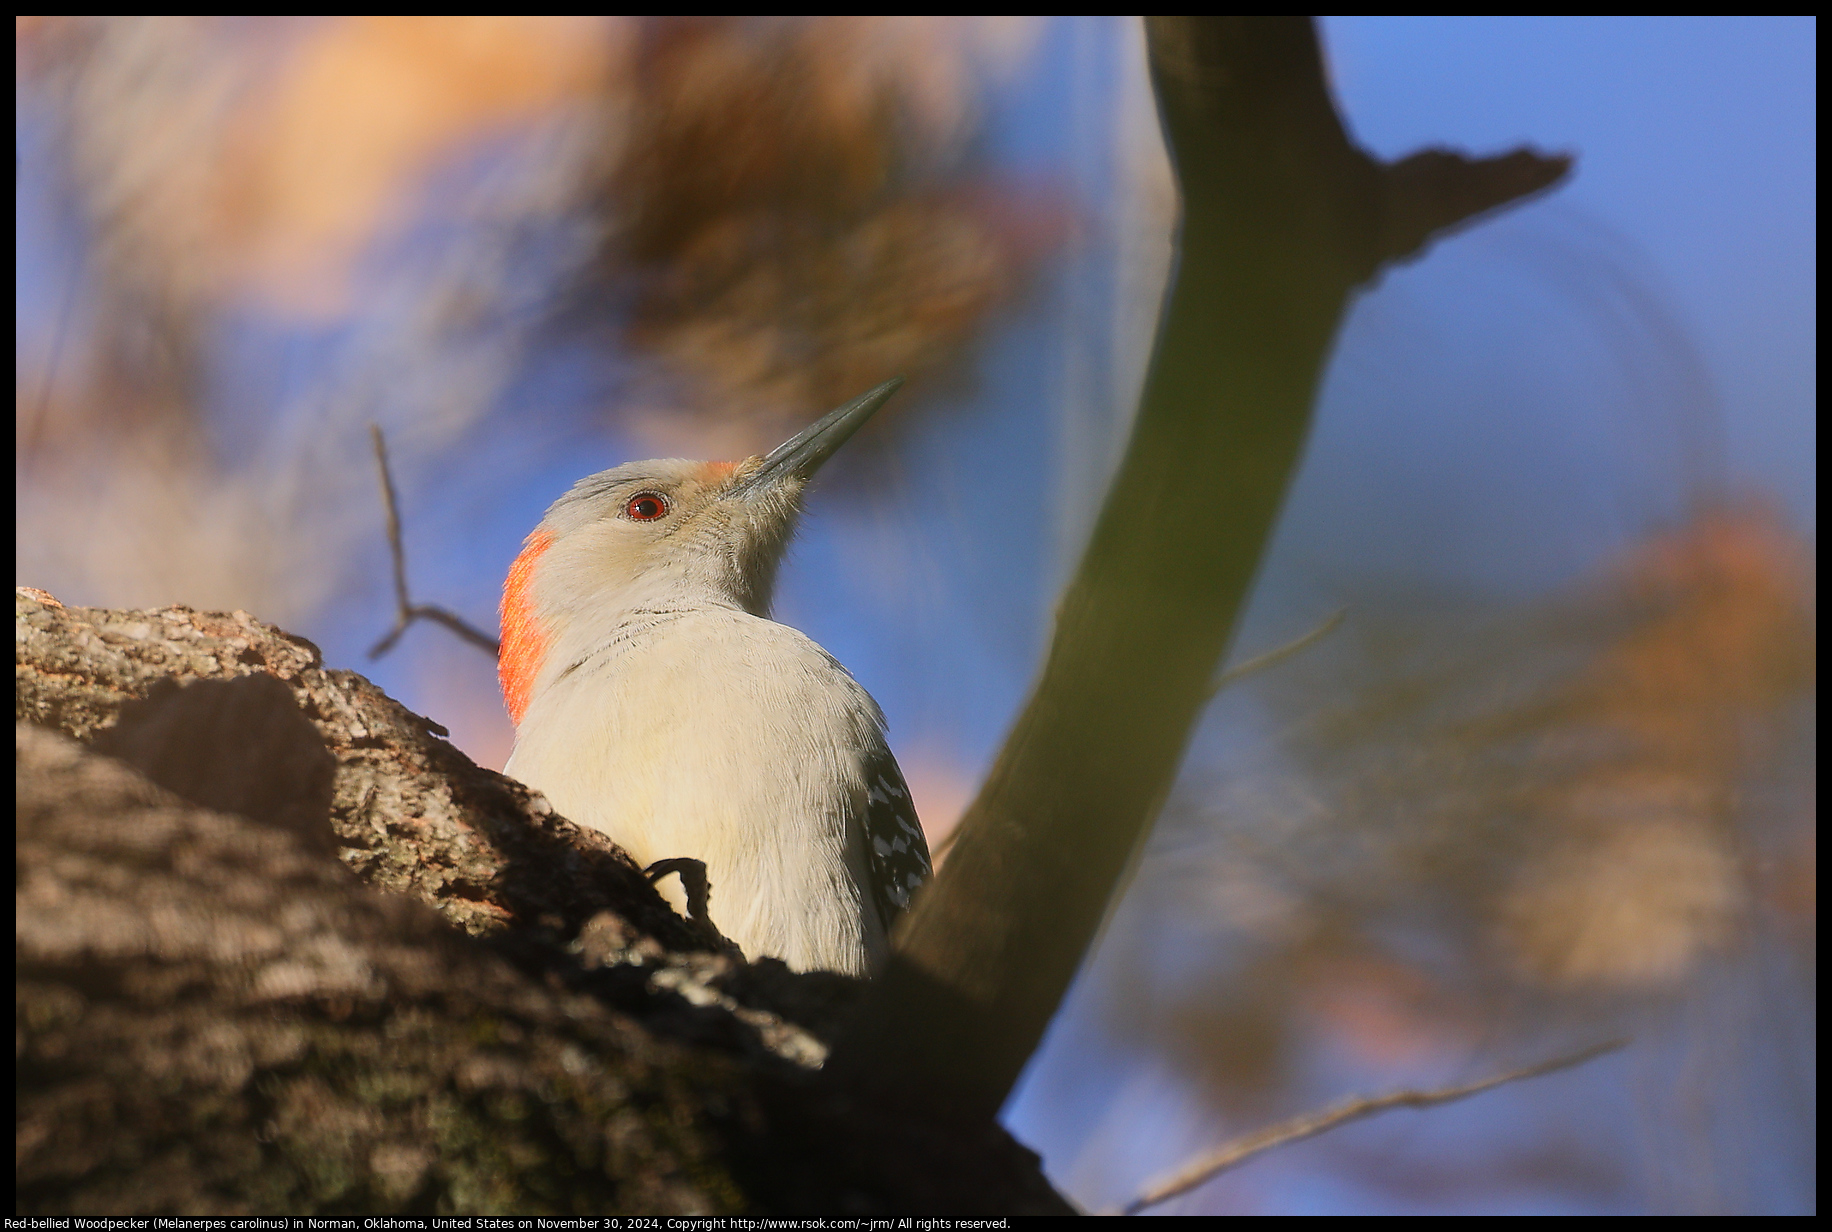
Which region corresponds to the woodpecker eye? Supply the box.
[625,492,669,521]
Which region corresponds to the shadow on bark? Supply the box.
[15,592,1071,1214]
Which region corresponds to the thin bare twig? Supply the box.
[1119,1038,1627,1215]
[21,223,87,472]
[1209,607,1346,696]
[367,424,501,660]
[21,49,96,475]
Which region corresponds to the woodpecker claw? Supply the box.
[645,857,739,955]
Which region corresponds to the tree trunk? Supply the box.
[15,589,1072,1214]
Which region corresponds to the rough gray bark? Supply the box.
[15,589,1073,1215]
[830,17,1571,1118]
[19,590,691,948]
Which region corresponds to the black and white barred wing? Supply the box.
[860,745,932,933]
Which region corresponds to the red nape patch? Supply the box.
[499,529,552,726]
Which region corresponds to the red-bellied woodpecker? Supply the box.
[500,379,931,976]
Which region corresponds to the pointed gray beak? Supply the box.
[730,377,904,496]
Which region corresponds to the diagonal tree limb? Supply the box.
[1120,1038,1627,1214]
[827,17,1571,1120]
[367,424,502,660]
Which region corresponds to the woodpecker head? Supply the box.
[501,377,904,724]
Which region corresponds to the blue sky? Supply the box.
[1323,15,1814,526]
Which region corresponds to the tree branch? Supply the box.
[367,424,501,660]
[1121,1038,1627,1214]
[17,590,1078,1212]
[828,16,1572,1120]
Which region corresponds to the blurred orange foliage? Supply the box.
[16,16,1053,617]
[1496,501,1815,988]
[1130,500,1814,1107]
[607,18,1060,450]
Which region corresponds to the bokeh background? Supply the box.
[16,16,1815,1215]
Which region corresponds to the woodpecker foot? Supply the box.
[645,857,737,955]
